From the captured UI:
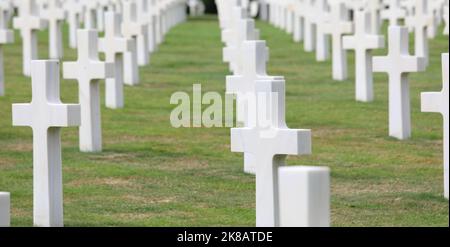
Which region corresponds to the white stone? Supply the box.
[412,0,433,66]
[367,0,383,34]
[148,0,158,53]
[292,0,305,43]
[223,17,260,74]
[0,192,10,227]
[381,0,406,26]
[135,0,150,65]
[64,0,84,49]
[12,0,48,77]
[373,26,426,140]
[227,40,278,174]
[278,166,330,227]
[42,0,65,59]
[12,60,81,227]
[231,79,312,227]
[221,6,248,47]
[99,12,133,109]
[321,2,353,81]
[63,30,114,152]
[343,9,384,102]
[302,0,315,51]
[122,0,147,85]
[83,0,99,29]
[421,53,449,199]
[314,0,331,62]
[0,3,14,96]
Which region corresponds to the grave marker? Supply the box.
[227,40,279,174]
[99,12,133,109]
[278,166,330,227]
[421,53,449,199]
[381,0,406,26]
[12,60,81,227]
[373,26,426,140]
[13,0,48,76]
[412,0,433,66]
[0,192,10,227]
[63,30,114,152]
[42,0,65,59]
[343,10,384,102]
[0,3,14,96]
[231,78,312,227]
[64,0,84,49]
[322,2,353,81]
[122,0,147,85]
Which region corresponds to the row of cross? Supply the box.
[264,0,449,216]
[0,0,188,227]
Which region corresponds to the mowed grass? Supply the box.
[0,15,448,227]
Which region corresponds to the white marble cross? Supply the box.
[12,60,81,227]
[322,2,353,81]
[223,18,259,74]
[148,0,158,53]
[412,0,433,66]
[367,0,383,34]
[64,0,84,49]
[13,0,48,77]
[63,30,114,152]
[99,12,133,109]
[83,0,99,30]
[421,53,449,199]
[381,0,406,26]
[314,0,331,62]
[227,40,279,174]
[135,0,153,55]
[292,0,305,43]
[373,26,426,140]
[221,6,248,48]
[302,0,318,52]
[343,9,385,102]
[231,78,312,227]
[0,2,14,96]
[42,0,65,59]
[134,0,150,66]
[0,192,10,227]
[122,0,147,85]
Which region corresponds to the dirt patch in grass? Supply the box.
[0,157,17,168]
[67,177,142,189]
[2,141,32,152]
[123,194,177,204]
[89,152,138,163]
[154,157,210,172]
[332,180,436,196]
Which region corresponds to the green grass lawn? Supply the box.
[0,15,448,227]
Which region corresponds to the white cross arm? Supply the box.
[98,38,133,54]
[13,17,47,31]
[123,23,147,37]
[343,35,384,50]
[226,75,280,95]
[231,128,312,156]
[12,104,81,127]
[373,56,426,73]
[63,61,114,80]
[421,92,445,114]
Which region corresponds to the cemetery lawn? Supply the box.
[0,15,448,227]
